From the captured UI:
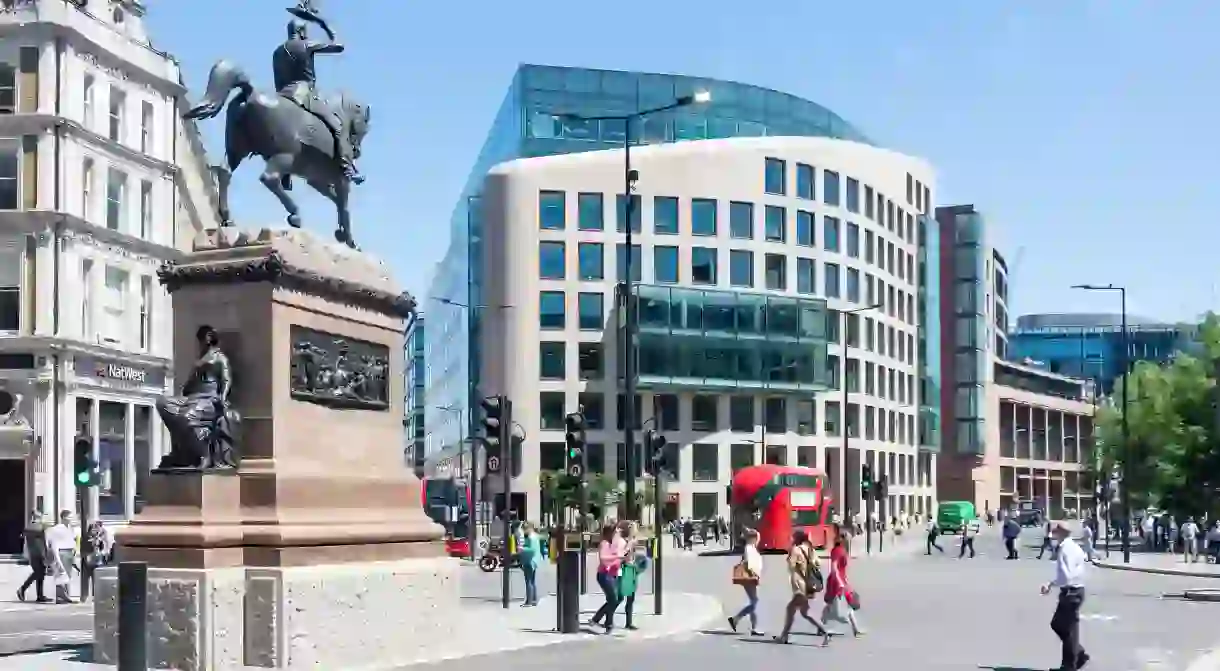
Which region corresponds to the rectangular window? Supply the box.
[538,241,565,279]
[101,266,127,345]
[823,170,840,206]
[577,292,603,330]
[691,247,717,285]
[616,194,641,233]
[823,216,840,252]
[906,173,914,204]
[654,196,679,234]
[140,101,154,155]
[764,397,787,433]
[577,242,603,280]
[539,342,565,379]
[105,168,126,231]
[691,395,717,432]
[846,267,860,303]
[539,291,565,329]
[653,246,679,284]
[81,157,94,220]
[864,185,874,219]
[691,198,717,236]
[824,263,840,298]
[616,244,641,282]
[729,201,753,239]
[730,444,755,473]
[578,343,603,379]
[846,177,860,213]
[0,139,18,210]
[540,395,566,432]
[729,396,754,432]
[846,222,860,258]
[139,181,152,241]
[729,250,753,287]
[108,87,126,142]
[692,443,719,482]
[796,210,814,247]
[796,258,815,294]
[764,205,786,242]
[796,400,816,436]
[865,230,874,264]
[764,254,786,290]
[81,75,94,127]
[139,276,152,351]
[653,394,679,431]
[0,244,19,332]
[539,190,565,230]
[796,163,814,199]
[578,192,603,231]
[616,394,643,431]
[764,157,786,195]
[80,259,93,338]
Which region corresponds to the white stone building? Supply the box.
[0,0,221,553]
[476,136,939,522]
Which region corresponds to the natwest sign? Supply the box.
[94,362,147,383]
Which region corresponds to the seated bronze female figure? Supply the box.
[156,325,242,470]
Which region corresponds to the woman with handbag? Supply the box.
[822,533,865,637]
[616,521,641,630]
[774,530,831,646]
[727,528,764,636]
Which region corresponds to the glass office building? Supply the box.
[423,64,876,463]
[405,315,426,478]
[1010,314,1195,394]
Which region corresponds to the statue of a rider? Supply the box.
[274,0,363,184]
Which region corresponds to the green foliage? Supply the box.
[1095,312,1220,518]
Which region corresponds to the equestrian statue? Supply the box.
[184,0,370,248]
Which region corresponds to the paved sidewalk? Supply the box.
[1094,550,1220,577]
[0,562,92,614]
[0,590,722,670]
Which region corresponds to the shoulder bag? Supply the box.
[803,547,824,595]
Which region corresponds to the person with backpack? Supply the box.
[773,530,831,646]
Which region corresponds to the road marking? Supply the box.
[0,630,90,640]
[1080,613,1118,622]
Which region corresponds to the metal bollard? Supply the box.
[117,561,148,671]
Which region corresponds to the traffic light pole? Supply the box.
[878,479,886,554]
[579,440,588,595]
[864,486,872,555]
[501,397,513,610]
[78,484,90,601]
[653,470,663,615]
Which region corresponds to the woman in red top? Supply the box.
[822,531,865,637]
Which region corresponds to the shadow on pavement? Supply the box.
[0,642,89,659]
[698,548,740,557]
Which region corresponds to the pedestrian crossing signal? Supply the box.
[73,436,98,487]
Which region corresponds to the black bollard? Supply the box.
[558,532,582,633]
[117,561,148,671]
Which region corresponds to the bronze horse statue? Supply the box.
[184,60,370,248]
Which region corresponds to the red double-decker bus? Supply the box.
[729,464,836,552]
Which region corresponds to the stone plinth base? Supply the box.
[93,557,461,670]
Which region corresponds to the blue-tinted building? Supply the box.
[405,314,425,478]
[423,64,879,464]
[1010,314,1196,394]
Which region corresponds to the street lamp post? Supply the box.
[559,91,710,520]
[1072,284,1130,563]
[841,303,882,552]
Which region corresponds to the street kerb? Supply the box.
[1093,560,1220,579]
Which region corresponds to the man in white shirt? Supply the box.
[1178,517,1198,563]
[1040,521,1089,671]
[45,510,78,604]
[959,516,981,559]
[925,517,943,555]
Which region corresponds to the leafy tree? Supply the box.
[1094,313,1220,520]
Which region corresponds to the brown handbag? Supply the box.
[732,559,758,585]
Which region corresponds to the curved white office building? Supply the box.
[477,135,939,521]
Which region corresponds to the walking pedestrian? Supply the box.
[1180,517,1200,564]
[46,510,77,604]
[518,522,541,607]
[1003,515,1021,559]
[17,512,50,604]
[773,530,831,646]
[959,515,981,559]
[1040,521,1089,671]
[727,528,764,636]
[822,533,864,636]
[1080,520,1097,562]
[617,521,640,630]
[1037,520,1056,560]
[589,523,626,633]
[925,517,944,555]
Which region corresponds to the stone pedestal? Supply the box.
[93,228,459,670]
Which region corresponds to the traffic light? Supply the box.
[645,430,676,476]
[73,436,98,487]
[861,463,873,498]
[564,411,587,479]
[875,474,888,501]
[480,395,507,473]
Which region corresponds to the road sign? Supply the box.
[487,455,501,473]
[568,463,582,478]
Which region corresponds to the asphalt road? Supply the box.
[0,602,91,658]
[428,527,1220,671]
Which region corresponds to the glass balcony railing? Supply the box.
[630,285,830,394]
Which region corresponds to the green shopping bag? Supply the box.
[618,561,639,597]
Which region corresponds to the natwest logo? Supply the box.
[95,362,147,383]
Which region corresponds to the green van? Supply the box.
[937,501,977,534]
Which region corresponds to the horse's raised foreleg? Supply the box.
[259,153,302,228]
[332,180,355,249]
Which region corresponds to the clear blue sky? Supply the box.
[146,1,1219,323]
